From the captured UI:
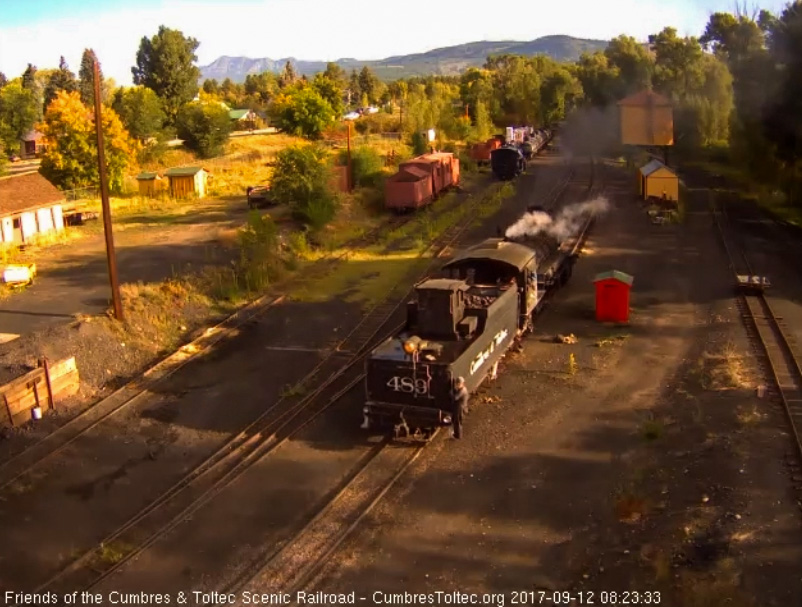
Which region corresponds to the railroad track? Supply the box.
[226,434,435,603]
[27,165,542,598]
[0,175,475,494]
[711,197,802,494]
[224,156,602,601]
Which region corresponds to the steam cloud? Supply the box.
[505,196,610,241]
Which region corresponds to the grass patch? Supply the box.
[290,179,512,309]
[595,333,630,347]
[0,226,89,266]
[280,382,308,398]
[735,402,765,425]
[94,541,134,567]
[697,342,752,391]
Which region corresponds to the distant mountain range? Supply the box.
[199,35,609,83]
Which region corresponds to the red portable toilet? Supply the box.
[593,270,634,323]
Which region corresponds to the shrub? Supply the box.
[356,112,399,135]
[457,149,477,173]
[271,144,338,230]
[410,131,427,156]
[175,101,232,158]
[337,145,384,188]
[236,211,282,292]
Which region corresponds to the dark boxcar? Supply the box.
[490,146,525,180]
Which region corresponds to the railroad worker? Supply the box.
[451,377,469,439]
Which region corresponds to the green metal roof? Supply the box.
[136,172,159,180]
[165,166,205,177]
[593,270,634,285]
[229,109,251,120]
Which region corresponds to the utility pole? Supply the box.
[346,121,353,192]
[93,56,123,321]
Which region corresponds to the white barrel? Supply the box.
[31,406,43,420]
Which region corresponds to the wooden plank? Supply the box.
[6,371,79,418]
[0,367,43,398]
[0,357,76,402]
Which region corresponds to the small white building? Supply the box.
[0,172,66,246]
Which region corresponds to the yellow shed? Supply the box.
[135,172,163,197]
[639,159,679,202]
[165,166,209,198]
[618,90,674,147]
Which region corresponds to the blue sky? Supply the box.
[0,0,791,85]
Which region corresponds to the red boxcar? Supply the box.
[399,156,442,193]
[469,139,501,165]
[385,166,433,210]
[386,152,460,211]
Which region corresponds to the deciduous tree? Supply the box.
[174,100,232,158]
[312,74,344,117]
[0,81,39,152]
[39,90,136,191]
[268,86,335,139]
[111,85,167,142]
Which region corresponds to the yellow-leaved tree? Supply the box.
[39,90,138,192]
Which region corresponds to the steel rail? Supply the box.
[227,154,602,602]
[711,196,802,474]
[32,152,550,598]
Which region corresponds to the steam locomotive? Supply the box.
[361,214,592,438]
[490,128,552,180]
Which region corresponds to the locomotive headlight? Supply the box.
[363,406,370,413]
[403,335,422,354]
[443,416,452,424]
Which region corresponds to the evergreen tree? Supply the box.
[21,64,37,91]
[279,61,297,88]
[44,56,77,110]
[132,26,201,122]
[78,49,101,106]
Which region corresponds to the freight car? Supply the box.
[361,219,590,438]
[385,152,460,212]
[469,138,502,166]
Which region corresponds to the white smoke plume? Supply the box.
[505,196,610,241]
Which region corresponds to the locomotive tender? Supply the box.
[362,224,586,438]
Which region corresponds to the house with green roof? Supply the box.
[164,166,209,198]
[229,109,258,130]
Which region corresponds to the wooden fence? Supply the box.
[0,357,80,428]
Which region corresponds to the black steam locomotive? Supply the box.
[490,128,552,180]
[490,146,526,180]
[361,221,590,438]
